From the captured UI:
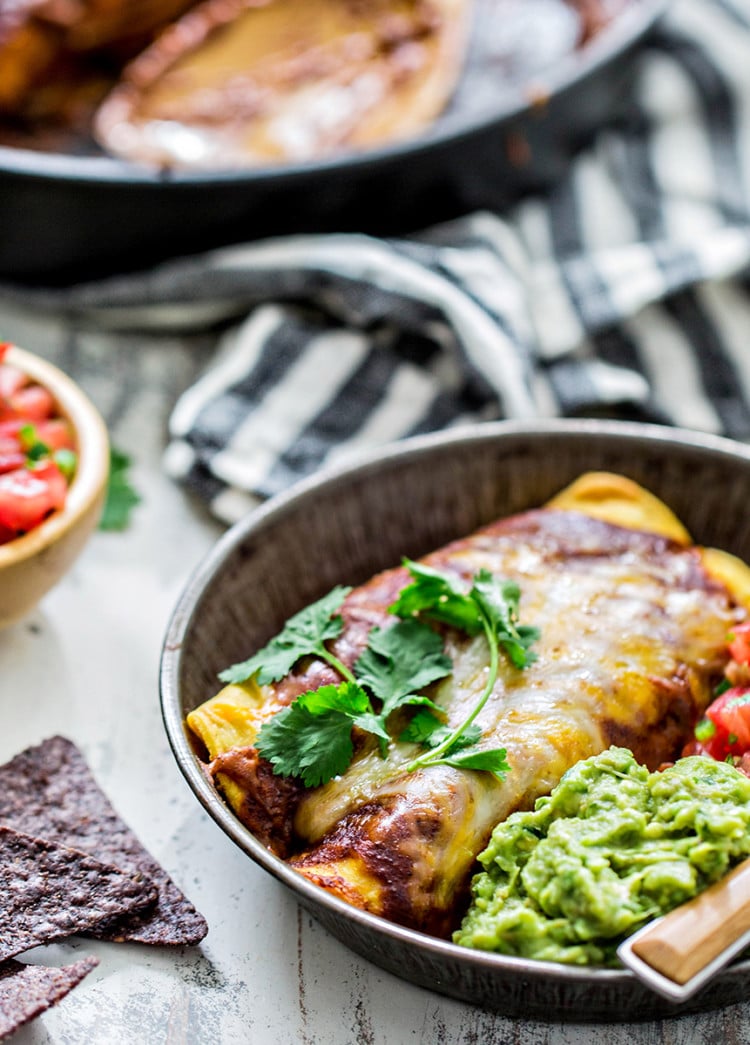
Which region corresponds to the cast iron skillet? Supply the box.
[0,0,667,285]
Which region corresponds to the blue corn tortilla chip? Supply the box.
[0,956,98,1041]
[0,737,207,946]
[0,826,157,962]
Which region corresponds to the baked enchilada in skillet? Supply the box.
[186,472,750,942]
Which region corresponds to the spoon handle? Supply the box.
[617,856,750,1001]
[630,857,750,985]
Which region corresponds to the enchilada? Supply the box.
[187,473,749,936]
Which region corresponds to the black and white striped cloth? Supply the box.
[17,0,750,524]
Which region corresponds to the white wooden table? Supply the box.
[0,300,745,1045]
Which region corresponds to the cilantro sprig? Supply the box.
[251,616,451,786]
[219,561,539,788]
[220,587,453,784]
[390,560,538,776]
[389,561,539,670]
[253,682,382,787]
[220,586,354,686]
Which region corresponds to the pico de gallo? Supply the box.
[683,620,750,773]
[0,342,77,544]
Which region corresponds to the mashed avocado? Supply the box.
[454,747,750,965]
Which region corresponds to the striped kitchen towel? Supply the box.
[7,0,750,524]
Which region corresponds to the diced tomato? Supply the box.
[0,419,24,438]
[8,384,55,422]
[706,687,750,748]
[728,622,750,666]
[0,426,24,472]
[682,726,736,762]
[34,418,75,451]
[0,363,27,400]
[0,460,67,533]
[0,451,26,474]
[685,686,750,762]
[0,418,72,447]
[0,430,20,452]
[0,349,74,544]
[0,418,73,453]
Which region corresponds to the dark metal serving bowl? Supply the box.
[0,0,666,284]
[161,418,750,1022]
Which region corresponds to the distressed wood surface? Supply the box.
[1,304,748,1043]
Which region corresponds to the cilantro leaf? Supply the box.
[391,559,539,776]
[354,620,451,718]
[349,711,392,745]
[294,681,371,717]
[352,619,450,755]
[250,618,454,784]
[230,556,538,787]
[99,448,141,531]
[471,571,540,669]
[400,711,481,751]
[53,447,77,481]
[389,561,482,634]
[399,709,445,746]
[392,561,539,672]
[290,679,390,744]
[255,682,370,787]
[437,747,510,781]
[219,586,351,685]
[400,709,509,780]
[19,423,50,461]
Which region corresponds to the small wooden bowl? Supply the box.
[0,345,109,628]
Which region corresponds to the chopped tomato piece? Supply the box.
[0,363,27,400]
[0,461,67,533]
[728,622,750,666]
[685,687,750,762]
[0,401,17,423]
[8,384,56,421]
[0,428,21,451]
[0,427,24,471]
[0,419,23,438]
[0,418,72,454]
[682,725,737,762]
[0,347,75,544]
[0,451,26,474]
[706,687,750,748]
[35,418,75,451]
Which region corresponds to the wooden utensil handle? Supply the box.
[631,857,750,984]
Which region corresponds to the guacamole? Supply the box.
[454,747,750,965]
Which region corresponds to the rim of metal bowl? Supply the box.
[0,0,668,187]
[160,417,750,1000]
